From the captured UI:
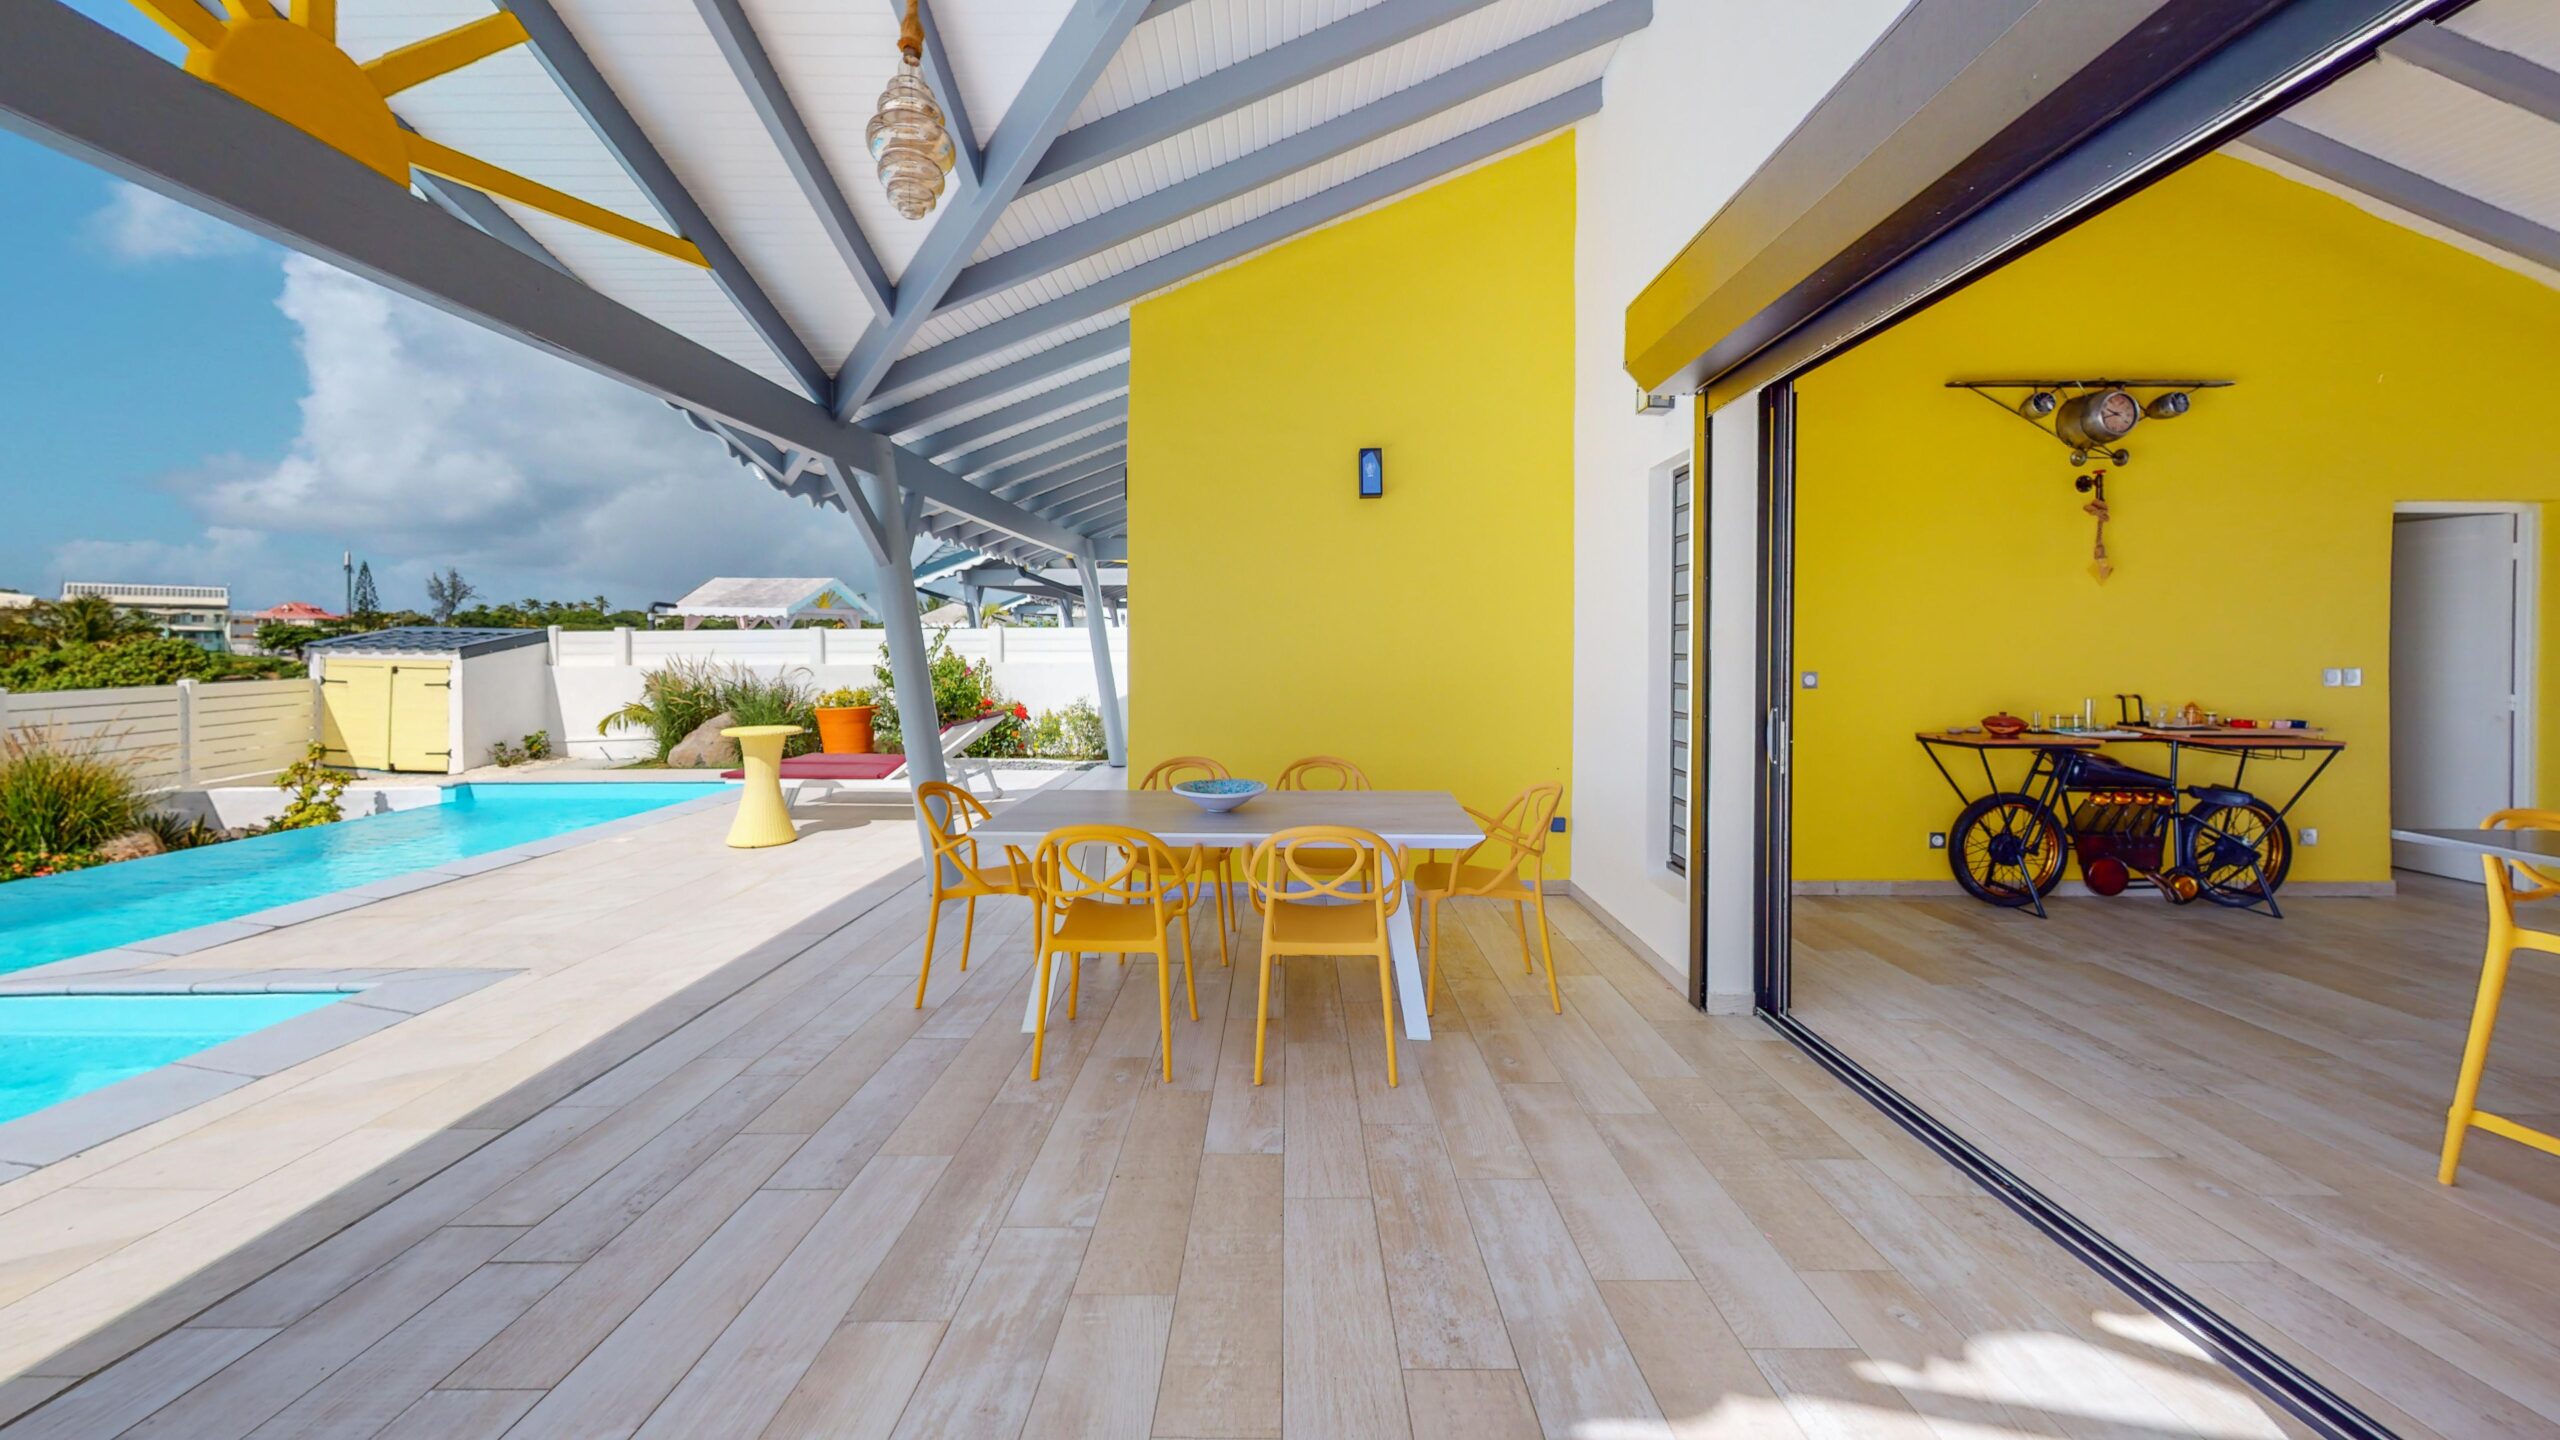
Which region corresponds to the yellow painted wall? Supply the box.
[1129,136,1577,871]
[1793,155,2560,884]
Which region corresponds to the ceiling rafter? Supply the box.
[1026,470,1124,515]
[942,0,1646,314]
[910,0,983,186]
[914,362,1129,455]
[1002,455,1126,503]
[1026,0,1509,195]
[694,0,895,320]
[886,81,1602,394]
[2381,19,2560,125]
[831,0,1156,419]
[950,403,1127,473]
[969,421,1129,483]
[494,0,831,401]
[2244,117,2560,273]
[978,431,1130,492]
[863,322,1130,433]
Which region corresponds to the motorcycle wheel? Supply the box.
[1948,793,2066,907]
[2189,801,2292,907]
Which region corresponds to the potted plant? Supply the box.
[814,686,878,754]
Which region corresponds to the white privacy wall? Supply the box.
[1,679,315,789]
[1568,0,1908,1003]
[552,626,1128,760]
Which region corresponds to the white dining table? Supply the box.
[970,788,1483,1041]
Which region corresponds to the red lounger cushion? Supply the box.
[720,753,906,781]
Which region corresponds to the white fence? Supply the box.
[551,625,1125,761]
[0,678,316,789]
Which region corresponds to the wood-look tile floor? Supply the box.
[1,796,2307,1437]
[1793,878,2560,1440]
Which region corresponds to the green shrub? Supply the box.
[0,728,146,859]
[521,730,551,761]
[270,743,350,830]
[872,630,1024,755]
[137,809,225,851]
[1027,699,1108,760]
[600,660,821,759]
[1,847,102,881]
[0,637,301,692]
[598,656,726,760]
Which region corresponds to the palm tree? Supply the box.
[39,595,157,647]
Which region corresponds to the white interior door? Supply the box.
[2391,512,2520,880]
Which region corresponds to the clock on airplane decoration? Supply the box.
[1948,377,2233,584]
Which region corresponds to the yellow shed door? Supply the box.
[387,663,452,772]
[320,660,451,771]
[320,661,393,769]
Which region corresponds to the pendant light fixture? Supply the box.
[867,0,957,220]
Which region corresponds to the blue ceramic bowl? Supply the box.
[1172,778,1265,813]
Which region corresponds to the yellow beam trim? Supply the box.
[405,135,709,268]
[220,0,278,18]
[292,0,335,44]
[127,0,227,51]
[363,13,528,98]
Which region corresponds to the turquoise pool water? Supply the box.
[0,782,713,976]
[0,992,347,1125]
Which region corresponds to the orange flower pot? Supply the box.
[814,705,877,755]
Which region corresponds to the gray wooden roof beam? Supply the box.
[1026,0,1510,194]
[943,0,1646,311]
[884,82,1600,393]
[496,0,831,401]
[862,322,1130,434]
[695,0,896,319]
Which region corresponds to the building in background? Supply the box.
[229,600,343,653]
[59,582,230,651]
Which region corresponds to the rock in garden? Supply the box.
[666,712,741,768]
[98,830,166,862]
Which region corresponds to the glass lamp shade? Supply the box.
[867,61,957,221]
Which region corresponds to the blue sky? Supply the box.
[0,2,870,614]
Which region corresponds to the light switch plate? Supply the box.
[2344,667,2363,687]
[1801,672,1819,689]
[2322,667,2343,687]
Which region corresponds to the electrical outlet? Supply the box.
[2301,828,2319,846]
[1928,832,1947,849]
[2322,667,2343,687]
[2344,667,2363,687]
[1801,671,1820,690]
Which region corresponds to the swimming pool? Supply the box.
[0,782,715,975]
[0,992,347,1125]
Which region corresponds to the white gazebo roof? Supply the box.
[670,577,875,624]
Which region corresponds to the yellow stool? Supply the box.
[722,724,803,849]
[2441,808,2560,1184]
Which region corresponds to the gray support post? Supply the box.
[963,584,984,627]
[858,459,949,787]
[1073,549,1128,768]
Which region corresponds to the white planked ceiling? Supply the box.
[316,0,1639,551]
[2230,0,2560,293]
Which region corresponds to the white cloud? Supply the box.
[171,256,872,610]
[88,183,263,262]
[49,527,274,586]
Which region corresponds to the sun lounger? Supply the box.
[720,712,1012,797]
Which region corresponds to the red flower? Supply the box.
[1011,703,1030,720]
[979,696,996,712]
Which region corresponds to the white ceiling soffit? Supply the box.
[318,0,1642,546]
[2229,0,2560,291]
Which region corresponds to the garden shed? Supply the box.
[308,628,549,774]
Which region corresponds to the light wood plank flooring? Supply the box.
[1793,879,2560,1440]
[1,783,2312,1438]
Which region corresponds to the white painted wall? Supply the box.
[551,626,1128,760]
[1568,0,1908,1003]
[459,644,554,770]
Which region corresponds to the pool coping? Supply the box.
[0,785,739,1177]
[10,786,738,983]
[0,966,517,1175]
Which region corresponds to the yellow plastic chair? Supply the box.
[1138,755,1239,959]
[1416,782,1565,1016]
[1029,824,1202,1083]
[2440,808,2560,1184]
[1276,755,1372,791]
[913,781,1035,1010]
[1245,825,1406,1087]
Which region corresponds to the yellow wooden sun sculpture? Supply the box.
[129,0,707,267]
